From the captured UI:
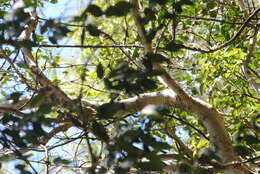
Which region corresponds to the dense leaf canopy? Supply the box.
[0,0,259,173]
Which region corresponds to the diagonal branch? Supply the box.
[0,49,36,91]
[18,12,96,114]
[166,114,209,140]
[4,123,73,158]
[0,106,27,116]
[130,0,189,99]
[19,14,72,105]
[242,27,259,96]
[165,122,193,158]
[129,1,252,173]
[167,8,260,53]
[207,7,260,52]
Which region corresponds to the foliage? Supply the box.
[0,0,259,173]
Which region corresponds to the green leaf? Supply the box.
[152,0,167,5]
[146,53,169,63]
[19,39,36,48]
[150,141,171,151]
[252,115,260,131]
[15,164,25,170]
[87,4,103,17]
[96,63,104,79]
[165,41,184,52]
[132,48,139,59]
[142,58,152,70]
[13,137,27,148]
[92,121,109,142]
[53,157,71,165]
[50,0,58,3]
[86,24,102,36]
[8,92,22,103]
[49,36,57,44]
[30,94,44,106]
[137,153,165,171]
[182,0,193,5]
[144,8,156,21]
[197,139,208,149]
[0,12,6,21]
[58,25,71,36]
[141,79,157,91]
[179,163,192,173]
[105,1,133,17]
[97,103,124,118]
[234,144,253,157]
[16,62,29,69]
[244,135,259,144]
[38,103,53,115]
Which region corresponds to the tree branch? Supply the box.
[117,89,177,113]
[164,121,193,158]
[17,12,96,119]
[165,114,209,140]
[177,14,254,25]
[198,7,260,53]
[0,106,27,116]
[130,0,189,99]
[37,44,144,49]
[242,27,259,96]
[18,13,76,107]
[4,123,72,158]
[129,1,253,173]
[0,49,36,91]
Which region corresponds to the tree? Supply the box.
[0,0,259,173]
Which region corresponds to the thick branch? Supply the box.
[0,106,27,116]
[18,13,96,115]
[117,89,177,112]
[18,14,74,107]
[130,0,189,99]
[129,1,252,173]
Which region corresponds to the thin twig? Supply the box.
[166,114,209,140]
[164,121,193,158]
[178,14,246,25]
[86,136,96,165]
[0,49,36,91]
[40,144,50,174]
[2,135,39,174]
[36,44,143,49]
[242,27,259,96]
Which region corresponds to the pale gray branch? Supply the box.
[129,1,251,173]
[242,28,260,96]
